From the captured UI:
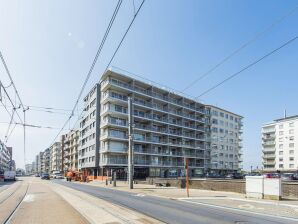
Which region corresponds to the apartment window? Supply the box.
[290,150,294,155]
[212,127,218,133]
[290,164,294,168]
[279,131,284,135]
[279,144,283,149]
[289,129,294,134]
[235,118,238,122]
[220,120,224,126]
[289,143,294,148]
[220,112,224,117]
[279,158,283,162]
[279,124,283,129]
[230,115,234,121]
[279,137,283,142]
[225,114,228,119]
[212,119,218,124]
[279,164,284,168]
[289,122,294,127]
[213,110,218,116]
[279,151,283,155]
[290,157,294,161]
[289,136,294,141]
[219,129,224,133]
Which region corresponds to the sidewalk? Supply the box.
[75,179,298,220]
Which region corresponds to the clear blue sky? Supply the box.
[0,0,297,170]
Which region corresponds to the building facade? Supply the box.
[262,115,298,171]
[63,129,79,172]
[77,70,244,178]
[205,106,243,174]
[50,142,62,173]
[0,140,13,171]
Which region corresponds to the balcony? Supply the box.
[262,127,275,133]
[262,141,275,146]
[105,78,205,113]
[263,154,275,159]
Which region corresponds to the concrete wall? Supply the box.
[282,182,298,199]
[146,178,245,194]
[146,178,298,199]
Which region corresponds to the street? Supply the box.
[53,179,298,224]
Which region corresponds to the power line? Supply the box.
[195,36,298,99]
[68,0,146,133]
[104,0,145,71]
[181,4,298,92]
[48,0,123,146]
[0,121,69,130]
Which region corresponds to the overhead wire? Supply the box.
[48,0,123,146]
[181,4,298,92]
[195,36,298,99]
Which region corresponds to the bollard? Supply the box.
[113,172,116,187]
[105,179,108,186]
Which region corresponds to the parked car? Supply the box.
[41,173,50,180]
[4,171,16,181]
[225,173,244,179]
[281,173,294,181]
[51,171,61,179]
[55,174,64,179]
[206,173,224,178]
[35,173,40,177]
[263,173,281,178]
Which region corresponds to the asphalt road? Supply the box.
[54,180,297,224]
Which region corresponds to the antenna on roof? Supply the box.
[284,109,287,119]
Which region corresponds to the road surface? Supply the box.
[54,180,297,224]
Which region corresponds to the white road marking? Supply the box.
[178,199,298,222]
[23,194,35,203]
[134,193,145,197]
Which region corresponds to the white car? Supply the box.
[4,171,16,181]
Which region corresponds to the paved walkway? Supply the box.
[74,179,298,220]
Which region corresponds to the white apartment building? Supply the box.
[262,115,298,171]
[50,142,62,173]
[78,84,100,176]
[205,106,243,174]
[0,140,12,171]
[77,69,244,178]
[63,129,79,172]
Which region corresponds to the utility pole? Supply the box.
[23,107,29,168]
[185,157,189,197]
[128,97,134,189]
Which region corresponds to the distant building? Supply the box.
[50,142,62,173]
[205,105,243,174]
[62,129,79,173]
[262,115,298,172]
[25,163,33,175]
[0,140,13,171]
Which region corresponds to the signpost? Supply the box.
[184,157,189,197]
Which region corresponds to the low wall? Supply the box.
[146,178,298,199]
[282,182,298,199]
[146,178,245,194]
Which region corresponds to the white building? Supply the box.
[77,69,244,178]
[205,106,243,174]
[50,142,62,173]
[262,115,298,171]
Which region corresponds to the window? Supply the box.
[212,127,218,133]
[230,115,234,121]
[279,164,284,168]
[279,144,283,149]
[225,114,228,119]
[290,164,294,168]
[290,150,294,155]
[279,151,283,155]
[220,120,224,126]
[212,119,218,124]
[289,129,294,134]
[219,128,224,133]
[220,112,224,117]
[289,143,294,148]
[289,136,294,141]
[213,110,218,116]
[279,124,283,129]
[279,137,283,142]
[289,157,294,162]
[279,158,283,162]
[279,131,284,135]
[289,122,294,127]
